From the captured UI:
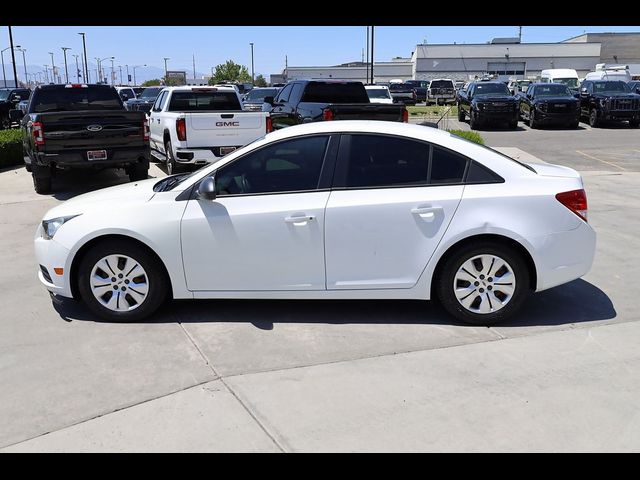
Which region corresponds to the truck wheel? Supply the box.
[457,105,465,122]
[589,108,600,128]
[469,110,479,130]
[165,140,184,175]
[529,110,538,129]
[1,116,10,130]
[25,163,32,173]
[32,166,52,194]
[509,119,518,129]
[128,158,149,182]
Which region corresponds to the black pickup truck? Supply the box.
[13,84,150,194]
[457,81,519,130]
[519,83,580,129]
[263,80,408,129]
[578,80,640,128]
[1,87,31,129]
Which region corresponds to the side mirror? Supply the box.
[263,96,274,105]
[196,176,216,201]
[9,109,24,122]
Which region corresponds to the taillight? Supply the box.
[556,189,588,222]
[266,116,273,133]
[402,108,409,123]
[176,117,187,141]
[32,121,45,146]
[143,117,150,141]
[322,108,334,121]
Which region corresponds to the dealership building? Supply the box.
[272,32,640,84]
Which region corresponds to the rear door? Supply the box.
[325,134,465,290]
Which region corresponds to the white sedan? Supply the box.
[34,121,596,325]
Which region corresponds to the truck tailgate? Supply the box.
[186,112,266,148]
[329,103,405,122]
[39,111,146,151]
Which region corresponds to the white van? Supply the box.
[540,69,580,90]
[584,64,631,82]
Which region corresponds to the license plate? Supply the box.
[220,146,236,155]
[87,150,107,161]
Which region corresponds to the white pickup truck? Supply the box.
[148,86,271,173]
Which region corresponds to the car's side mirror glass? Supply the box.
[197,176,217,201]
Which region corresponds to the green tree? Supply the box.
[254,74,268,87]
[208,60,252,85]
[141,79,161,87]
[163,76,184,86]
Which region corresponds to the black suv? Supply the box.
[519,83,580,128]
[579,80,640,128]
[457,81,519,129]
[1,87,31,129]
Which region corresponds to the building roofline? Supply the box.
[562,31,640,42]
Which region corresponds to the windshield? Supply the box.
[0,90,11,101]
[366,88,391,99]
[32,88,122,112]
[139,87,162,99]
[554,77,579,89]
[593,81,630,93]
[473,83,510,96]
[245,88,278,101]
[535,84,571,96]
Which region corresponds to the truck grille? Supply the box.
[546,102,575,113]
[611,98,639,111]
[484,103,514,112]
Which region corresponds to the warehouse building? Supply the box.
[271,32,640,84]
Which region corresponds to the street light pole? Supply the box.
[125,64,129,85]
[0,47,11,88]
[132,64,146,87]
[48,51,56,83]
[72,54,80,82]
[95,57,101,83]
[8,27,18,87]
[118,65,123,85]
[110,58,115,85]
[249,42,254,84]
[61,47,71,84]
[43,65,49,83]
[78,32,88,82]
[17,47,28,88]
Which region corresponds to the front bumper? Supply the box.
[476,110,519,123]
[33,146,150,169]
[602,110,640,121]
[536,110,580,124]
[34,226,74,298]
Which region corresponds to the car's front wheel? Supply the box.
[435,241,531,325]
[77,239,169,322]
[469,109,479,130]
[457,105,465,121]
[589,108,600,128]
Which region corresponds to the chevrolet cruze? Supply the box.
[35,121,596,325]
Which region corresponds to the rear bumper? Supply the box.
[533,221,596,292]
[32,146,150,168]
[174,146,240,165]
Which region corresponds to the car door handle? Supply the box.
[411,206,440,221]
[284,215,315,225]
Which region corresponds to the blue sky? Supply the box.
[1,25,638,83]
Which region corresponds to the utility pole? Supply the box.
[118,65,123,85]
[163,57,170,84]
[8,27,18,87]
[126,64,130,85]
[192,53,196,80]
[518,26,522,42]
[366,26,369,84]
[49,51,56,83]
[44,65,49,83]
[250,42,254,84]
[285,55,288,82]
[110,58,115,85]
[370,26,375,84]
[61,47,71,83]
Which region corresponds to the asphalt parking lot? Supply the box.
[1,125,639,452]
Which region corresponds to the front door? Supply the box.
[325,134,465,290]
[180,134,334,291]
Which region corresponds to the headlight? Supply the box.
[41,215,80,240]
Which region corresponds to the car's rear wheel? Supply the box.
[435,242,531,325]
[77,239,169,322]
[165,140,184,175]
[127,158,149,182]
[32,165,52,194]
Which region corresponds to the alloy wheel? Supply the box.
[89,254,149,311]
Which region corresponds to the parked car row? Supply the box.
[457,80,640,130]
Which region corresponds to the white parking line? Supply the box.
[575,150,627,171]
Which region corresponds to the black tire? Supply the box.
[469,109,479,130]
[629,119,640,128]
[77,239,169,322]
[529,109,538,129]
[25,163,32,173]
[32,166,52,194]
[435,241,531,326]
[589,108,600,128]
[128,158,149,182]
[457,105,465,122]
[1,116,10,130]
[570,120,579,129]
[508,119,518,129]
[165,139,184,175]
